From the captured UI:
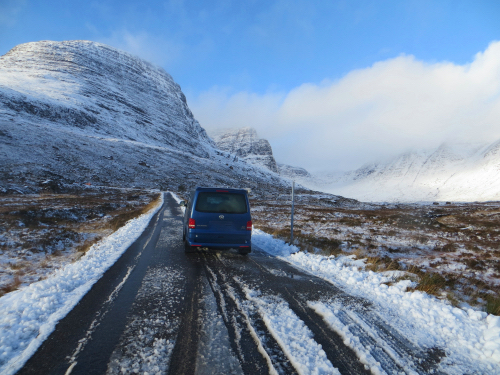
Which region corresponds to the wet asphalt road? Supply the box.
[17,193,444,375]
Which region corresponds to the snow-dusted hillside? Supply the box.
[316,141,500,202]
[0,41,288,195]
[209,127,279,173]
[0,40,213,157]
[277,163,311,180]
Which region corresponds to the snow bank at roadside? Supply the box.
[169,191,183,205]
[170,191,185,214]
[0,194,164,375]
[252,229,500,374]
[252,229,300,257]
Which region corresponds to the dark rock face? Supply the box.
[210,127,279,173]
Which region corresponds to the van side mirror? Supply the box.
[180,200,186,207]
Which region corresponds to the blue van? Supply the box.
[181,187,252,254]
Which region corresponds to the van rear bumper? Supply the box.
[187,230,250,246]
[185,239,251,250]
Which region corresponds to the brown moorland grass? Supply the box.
[0,189,161,297]
[0,275,22,296]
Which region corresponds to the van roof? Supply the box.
[195,187,249,194]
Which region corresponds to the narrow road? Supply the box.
[17,193,444,374]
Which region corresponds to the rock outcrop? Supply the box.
[209,127,279,173]
[277,163,311,180]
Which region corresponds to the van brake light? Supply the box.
[247,221,252,231]
[188,218,196,229]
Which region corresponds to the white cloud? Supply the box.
[189,41,500,172]
[189,87,284,134]
[98,30,182,68]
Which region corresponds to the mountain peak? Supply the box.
[209,127,279,173]
[311,141,500,202]
[0,41,293,194]
[1,40,214,158]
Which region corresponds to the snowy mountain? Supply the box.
[208,127,323,185]
[209,127,279,173]
[0,41,289,195]
[0,40,214,157]
[277,163,311,180]
[315,141,500,202]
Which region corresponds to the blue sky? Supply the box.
[2,0,500,171]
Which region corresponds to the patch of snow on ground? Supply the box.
[252,229,300,257]
[252,229,500,374]
[170,191,186,215]
[244,288,339,375]
[196,278,243,375]
[309,301,408,375]
[107,266,179,375]
[0,194,164,375]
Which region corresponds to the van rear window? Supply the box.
[195,192,247,214]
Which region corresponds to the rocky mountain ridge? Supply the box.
[1,40,214,157]
[208,127,316,181]
[209,127,279,173]
[0,41,290,196]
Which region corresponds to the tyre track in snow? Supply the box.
[337,307,446,374]
[206,250,370,375]
[201,252,299,375]
[212,246,445,375]
[107,207,198,374]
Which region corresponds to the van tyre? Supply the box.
[184,240,195,253]
[238,247,251,255]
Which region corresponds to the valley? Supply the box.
[1,39,500,374]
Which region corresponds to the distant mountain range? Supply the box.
[319,141,500,202]
[0,41,289,196]
[211,127,500,202]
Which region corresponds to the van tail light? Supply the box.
[188,218,196,229]
[247,221,253,231]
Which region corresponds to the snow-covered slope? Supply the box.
[317,142,500,202]
[277,163,311,180]
[0,40,213,157]
[0,41,288,194]
[209,127,279,173]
